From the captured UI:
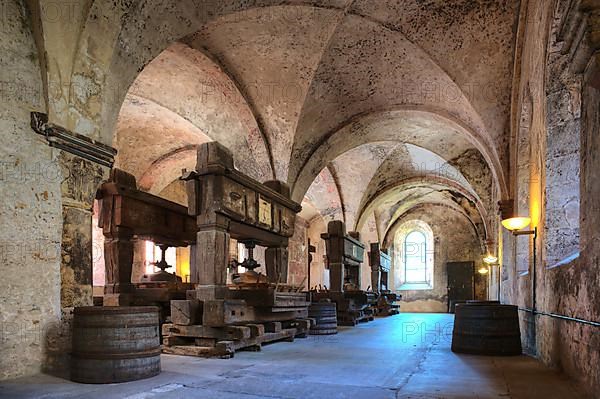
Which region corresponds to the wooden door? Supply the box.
[447,261,475,313]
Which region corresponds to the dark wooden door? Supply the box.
[447,261,475,313]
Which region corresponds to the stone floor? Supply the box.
[0,313,589,399]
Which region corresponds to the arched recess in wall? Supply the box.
[392,220,435,291]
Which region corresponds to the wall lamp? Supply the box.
[501,217,536,238]
[483,254,498,264]
[482,254,499,299]
[501,215,537,310]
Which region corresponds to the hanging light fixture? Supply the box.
[478,266,490,275]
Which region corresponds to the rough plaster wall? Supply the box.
[291,14,494,189]
[0,0,62,380]
[349,0,519,162]
[448,148,494,221]
[306,216,328,290]
[328,142,396,229]
[387,205,485,313]
[288,218,309,289]
[91,201,104,288]
[303,167,343,222]
[185,6,341,182]
[116,43,272,183]
[157,180,187,207]
[503,0,600,394]
[358,213,379,291]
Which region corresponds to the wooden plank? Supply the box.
[163,336,193,347]
[269,306,310,313]
[195,338,217,347]
[162,324,249,340]
[162,345,231,358]
[171,300,202,326]
[202,300,255,327]
[261,328,296,344]
[202,300,307,326]
[162,324,307,359]
[246,323,265,337]
[263,322,282,333]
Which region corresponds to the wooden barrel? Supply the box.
[466,300,501,305]
[308,302,338,335]
[449,300,468,314]
[71,306,161,383]
[452,304,522,356]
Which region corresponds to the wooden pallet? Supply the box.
[161,319,311,358]
[376,303,400,317]
[337,310,373,326]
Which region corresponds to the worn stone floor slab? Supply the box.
[0,314,589,399]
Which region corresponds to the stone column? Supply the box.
[59,152,107,308]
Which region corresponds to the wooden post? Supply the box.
[322,221,345,292]
[192,227,230,300]
[103,227,134,306]
[265,247,288,283]
[369,243,382,293]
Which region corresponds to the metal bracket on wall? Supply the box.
[30,112,117,168]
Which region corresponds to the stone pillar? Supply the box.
[59,153,107,308]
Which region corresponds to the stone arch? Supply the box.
[355,175,489,241]
[290,107,507,203]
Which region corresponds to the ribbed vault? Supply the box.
[95,1,520,252]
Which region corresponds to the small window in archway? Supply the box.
[404,231,427,283]
[394,221,434,291]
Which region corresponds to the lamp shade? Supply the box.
[483,255,498,264]
[478,266,490,275]
[501,217,531,231]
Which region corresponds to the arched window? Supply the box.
[393,220,434,290]
[404,231,427,283]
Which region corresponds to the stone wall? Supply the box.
[543,0,582,267]
[287,217,309,288]
[503,0,600,394]
[306,216,329,290]
[0,0,62,380]
[385,204,486,313]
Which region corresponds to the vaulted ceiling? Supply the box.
[112,0,520,247]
